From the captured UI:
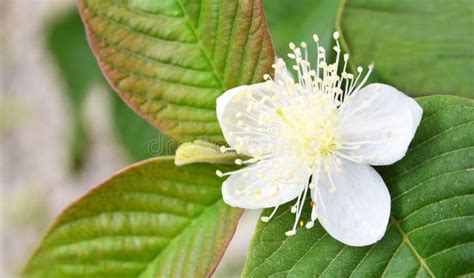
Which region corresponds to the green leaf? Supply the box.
[78,0,275,142]
[337,0,474,97]
[24,157,241,277]
[243,95,474,277]
[264,0,341,64]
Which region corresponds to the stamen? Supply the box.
[313,34,319,43]
[291,205,297,213]
[353,63,374,94]
[261,205,279,222]
[305,221,314,229]
[309,162,321,189]
[220,146,233,153]
[348,66,363,94]
[286,167,315,236]
[291,190,303,214]
[312,187,328,223]
[215,161,269,178]
[285,230,296,236]
[236,155,274,165]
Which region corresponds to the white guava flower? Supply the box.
[215,32,422,246]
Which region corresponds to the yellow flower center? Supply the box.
[275,94,341,162]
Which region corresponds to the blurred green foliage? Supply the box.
[47,10,99,170]
[339,0,474,97]
[47,10,176,171]
[112,95,178,160]
[264,0,341,65]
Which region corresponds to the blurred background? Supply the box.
[1,0,471,277]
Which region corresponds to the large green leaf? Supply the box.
[78,0,275,142]
[243,95,474,277]
[337,0,474,97]
[23,157,242,277]
[264,0,341,65]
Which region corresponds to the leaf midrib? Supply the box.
[174,0,226,91]
[391,216,435,277]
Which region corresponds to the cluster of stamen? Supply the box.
[217,32,375,236]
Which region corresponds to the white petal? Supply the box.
[311,159,390,246]
[222,157,310,209]
[216,83,280,157]
[340,83,423,166]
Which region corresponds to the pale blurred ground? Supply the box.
[0,0,258,277]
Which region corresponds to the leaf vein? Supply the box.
[400,194,474,222]
[385,146,474,184]
[392,168,472,201]
[407,215,474,235]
